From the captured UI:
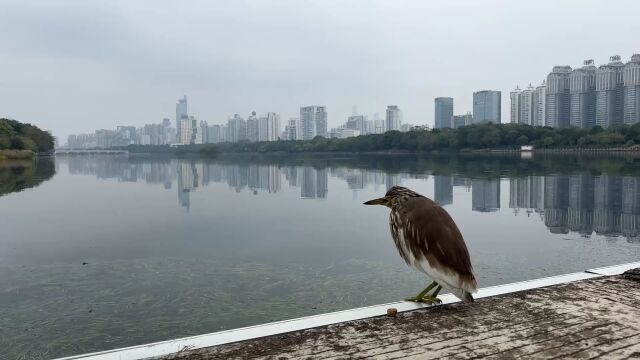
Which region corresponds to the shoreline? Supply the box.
[0,149,34,160]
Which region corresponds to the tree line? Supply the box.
[212,123,640,153]
[0,118,55,153]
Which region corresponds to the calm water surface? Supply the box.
[1,154,640,359]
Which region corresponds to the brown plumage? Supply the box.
[365,186,477,303]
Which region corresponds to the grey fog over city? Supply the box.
[3,1,640,359]
[1,0,640,142]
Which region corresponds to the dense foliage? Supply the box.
[215,123,640,153]
[0,118,55,153]
[118,144,219,156]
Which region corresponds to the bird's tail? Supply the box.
[449,287,475,303]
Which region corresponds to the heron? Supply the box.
[364,186,477,304]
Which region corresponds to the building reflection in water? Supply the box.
[433,175,453,206]
[64,157,640,240]
[472,179,500,212]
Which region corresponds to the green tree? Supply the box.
[516,135,529,145]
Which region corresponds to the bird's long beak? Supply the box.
[364,197,388,206]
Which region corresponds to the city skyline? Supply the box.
[2,1,640,142]
[510,54,640,128]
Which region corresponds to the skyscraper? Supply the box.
[179,116,198,144]
[546,65,572,128]
[569,60,597,129]
[473,90,501,124]
[226,114,247,143]
[300,106,327,140]
[346,115,367,134]
[258,112,280,141]
[285,118,300,140]
[624,54,640,125]
[510,86,522,124]
[207,124,223,143]
[246,111,259,142]
[434,97,453,129]
[595,55,625,128]
[533,81,547,127]
[386,105,401,131]
[175,96,188,143]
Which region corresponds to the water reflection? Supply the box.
[59,155,640,241]
[0,158,55,197]
[4,154,640,359]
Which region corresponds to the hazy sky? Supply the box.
[1,0,639,142]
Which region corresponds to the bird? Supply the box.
[364,186,477,304]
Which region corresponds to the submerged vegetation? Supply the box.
[214,123,640,154]
[0,118,55,155]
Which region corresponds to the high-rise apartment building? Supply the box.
[533,81,546,127]
[510,86,522,124]
[300,106,327,140]
[179,116,198,144]
[258,112,281,141]
[434,97,453,129]
[346,115,368,134]
[285,118,300,140]
[175,96,188,143]
[546,65,572,128]
[452,113,473,128]
[624,54,640,125]
[473,90,501,124]
[569,60,597,129]
[226,114,247,143]
[512,83,546,126]
[595,55,625,128]
[246,112,259,142]
[386,105,402,131]
[207,124,223,143]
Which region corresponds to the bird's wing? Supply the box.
[399,197,475,282]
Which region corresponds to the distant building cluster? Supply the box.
[511,54,640,128]
[67,121,175,148]
[66,97,431,148]
[327,105,415,139]
[432,91,501,130]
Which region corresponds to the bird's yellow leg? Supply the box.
[405,281,437,302]
[421,285,443,304]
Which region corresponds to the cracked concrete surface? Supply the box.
[157,269,640,359]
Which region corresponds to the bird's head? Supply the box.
[364,186,421,208]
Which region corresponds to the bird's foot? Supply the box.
[405,295,442,304]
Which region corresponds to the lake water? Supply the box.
[1,153,640,359]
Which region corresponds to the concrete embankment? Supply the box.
[160,268,640,359]
[56,262,640,360]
